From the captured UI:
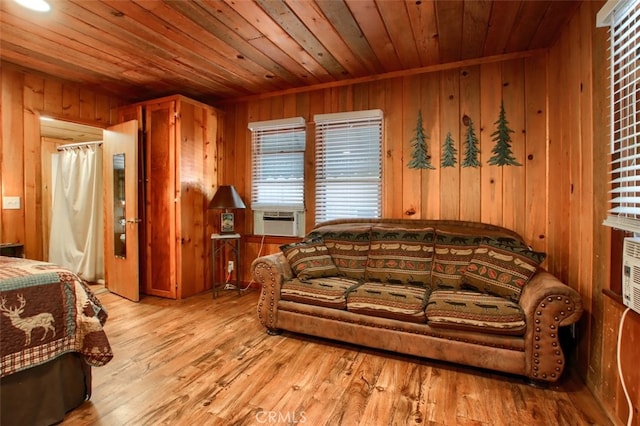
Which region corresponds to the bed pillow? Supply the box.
[280,239,339,281]
[461,243,544,302]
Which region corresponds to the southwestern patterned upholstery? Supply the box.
[364,226,434,286]
[281,238,339,281]
[425,290,526,335]
[462,242,543,302]
[252,219,583,384]
[347,282,431,323]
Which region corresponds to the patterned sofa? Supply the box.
[251,219,583,384]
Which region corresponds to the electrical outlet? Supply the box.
[227,261,234,273]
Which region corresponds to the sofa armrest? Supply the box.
[251,253,292,331]
[519,270,583,382]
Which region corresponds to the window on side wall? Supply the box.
[248,117,306,211]
[314,110,383,224]
[598,0,639,295]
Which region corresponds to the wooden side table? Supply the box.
[0,243,24,258]
[211,233,241,298]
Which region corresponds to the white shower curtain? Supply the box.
[49,145,104,282]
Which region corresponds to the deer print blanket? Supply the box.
[0,256,113,377]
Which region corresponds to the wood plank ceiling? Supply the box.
[0,0,582,103]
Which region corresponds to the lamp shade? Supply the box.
[208,185,246,210]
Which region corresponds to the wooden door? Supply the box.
[144,100,178,299]
[103,120,140,302]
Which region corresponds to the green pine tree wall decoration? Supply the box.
[408,109,435,170]
[488,101,521,166]
[462,115,480,168]
[441,131,457,167]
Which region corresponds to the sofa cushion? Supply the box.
[346,282,431,323]
[364,227,435,286]
[308,225,372,280]
[281,277,360,310]
[280,239,339,281]
[431,231,480,291]
[425,290,526,335]
[461,243,543,302]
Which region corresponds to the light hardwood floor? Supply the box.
[62,290,613,426]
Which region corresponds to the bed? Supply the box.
[0,256,113,425]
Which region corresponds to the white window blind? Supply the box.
[249,117,305,210]
[314,110,383,224]
[600,0,640,232]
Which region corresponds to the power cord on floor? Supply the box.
[617,307,633,426]
[223,234,267,293]
[238,234,266,292]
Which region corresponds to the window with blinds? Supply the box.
[248,117,306,210]
[314,110,383,224]
[600,0,640,233]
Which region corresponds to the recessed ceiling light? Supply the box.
[13,0,51,12]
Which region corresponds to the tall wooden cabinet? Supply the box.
[118,95,219,299]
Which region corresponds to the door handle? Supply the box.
[126,218,142,223]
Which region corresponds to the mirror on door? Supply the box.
[113,153,126,258]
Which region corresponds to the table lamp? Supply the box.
[208,185,246,233]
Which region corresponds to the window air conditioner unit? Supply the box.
[622,237,640,315]
[254,210,305,237]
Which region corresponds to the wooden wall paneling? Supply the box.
[24,74,46,258]
[589,0,612,391]
[421,72,441,219]
[1,64,124,261]
[601,299,630,422]
[23,78,42,260]
[479,61,503,227]
[384,78,405,218]
[501,59,526,237]
[557,28,574,286]
[439,69,460,220]
[618,309,640,425]
[458,66,481,222]
[62,85,80,118]
[79,87,97,122]
[270,95,285,120]
[258,97,273,122]
[576,3,596,379]
[523,54,548,254]
[339,85,354,112]
[282,93,297,119]
[546,34,568,283]
[352,82,370,111]
[1,68,25,246]
[402,75,423,218]
[368,79,386,112]
[566,15,583,295]
[205,104,219,287]
[43,79,63,116]
[95,93,111,125]
[40,137,60,261]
